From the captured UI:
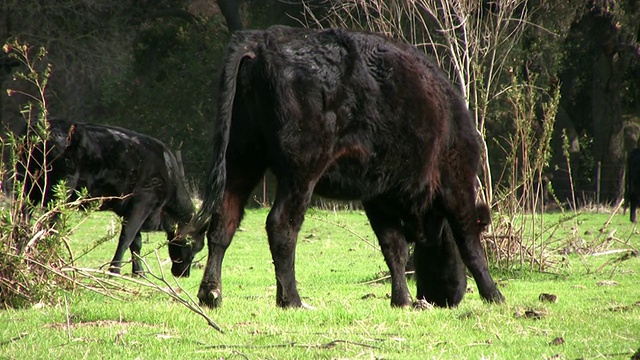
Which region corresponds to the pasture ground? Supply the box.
[1,208,639,359]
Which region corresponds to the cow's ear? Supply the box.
[476,202,491,228]
[64,123,82,150]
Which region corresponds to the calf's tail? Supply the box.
[191,34,257,234]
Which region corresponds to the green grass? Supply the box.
[1,208,639,359]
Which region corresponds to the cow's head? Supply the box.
[168,227,205,277]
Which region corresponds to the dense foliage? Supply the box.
[2,0,638,206]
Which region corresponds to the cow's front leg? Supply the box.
[414,212,467,308]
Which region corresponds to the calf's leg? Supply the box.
[108,200,155,274]
[130,231,144,275]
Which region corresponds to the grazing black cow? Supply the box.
[18,119,202,275]
[625,147,640,222]
[175,25,504,308]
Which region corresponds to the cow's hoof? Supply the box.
[417,295,461,308]
[108,266,122,275]
[198,289,222,308]
[482,289,505,304]
[390,296,413,308]
[276,299,302,308]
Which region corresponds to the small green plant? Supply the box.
[490,74,561,271]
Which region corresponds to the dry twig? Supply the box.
[61,253,223,333]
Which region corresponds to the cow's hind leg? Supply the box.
[362,199,412,307]
[265,179,316,308]
[198,164,266,308]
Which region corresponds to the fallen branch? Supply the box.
[62,255,223,333]
[0,332,28,347]
[308,214,378,250]
[139,252,223,333]
[591,249,633,256]
[202,339,379,350]
[5,250,132,302]
[359,271,415,285]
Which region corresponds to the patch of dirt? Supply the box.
[412,299,434,310]
[539,293,558,303]
[514,308,547,320]
[608,301,640,312]
[596,280,619,286]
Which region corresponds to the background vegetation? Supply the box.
[2,0,639,207]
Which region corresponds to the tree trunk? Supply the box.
[591,42,634,203]
[217,0,243,32]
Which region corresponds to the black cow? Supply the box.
[175,26,504,308]
[625,147,640,222]
[18,119,202,275]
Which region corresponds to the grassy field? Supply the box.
[1,208,639,359]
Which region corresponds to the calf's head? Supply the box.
[168,228,205,277]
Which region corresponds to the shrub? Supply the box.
[0,41,80,308]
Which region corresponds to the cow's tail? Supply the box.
[191,34,257,235]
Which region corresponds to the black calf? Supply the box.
[18,119,202,274]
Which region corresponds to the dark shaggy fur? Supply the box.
[180,26,504,308]
[18,119,202,275]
